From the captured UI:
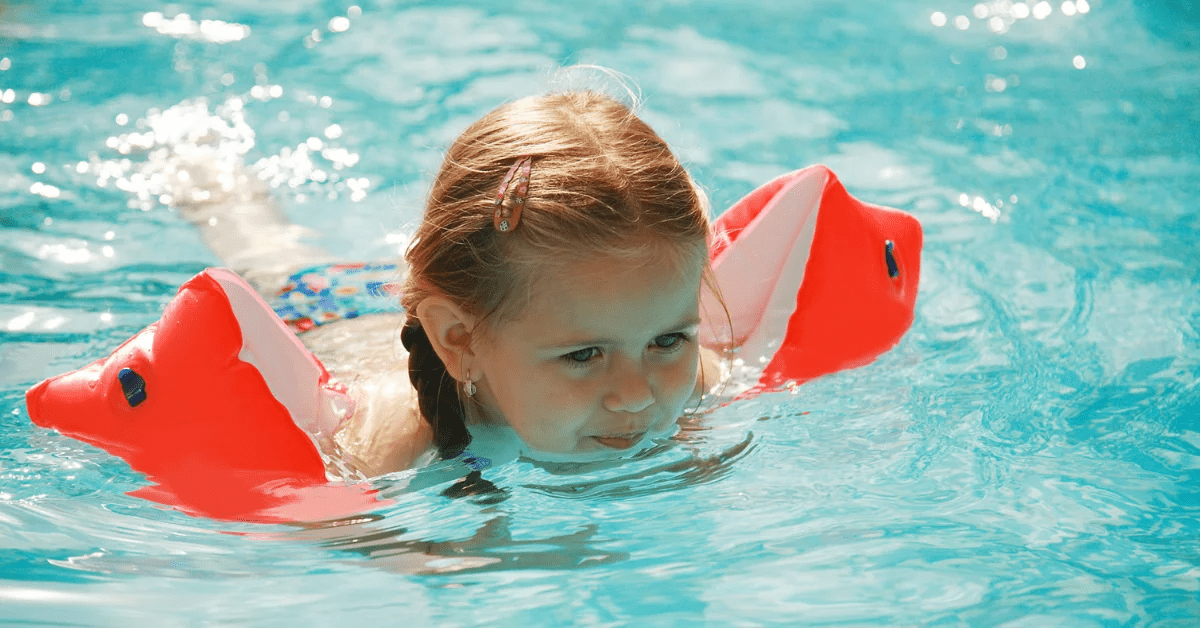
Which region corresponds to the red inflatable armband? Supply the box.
[701,165,922,392]
[25,269,382,522]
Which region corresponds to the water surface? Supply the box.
[2,0,1198,624]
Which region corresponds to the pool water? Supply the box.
[3,0,1199,624]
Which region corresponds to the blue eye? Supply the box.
[562,347,601,366]
[653,332,689,351]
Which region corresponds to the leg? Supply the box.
[167,151,338,296]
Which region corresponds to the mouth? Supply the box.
[590,432,646,450]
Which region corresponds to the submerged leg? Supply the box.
[168,153,338,296]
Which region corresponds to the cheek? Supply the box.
[490,363,586,426]
[662,349,700,402]
[519,376,604,448]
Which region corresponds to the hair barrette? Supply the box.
[494,155,532,233]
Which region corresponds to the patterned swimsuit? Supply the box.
[270,262,403,333]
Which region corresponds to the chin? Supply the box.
[521,423,681,464]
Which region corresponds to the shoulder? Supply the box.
[334,368,434,476]
[295,313,433,476]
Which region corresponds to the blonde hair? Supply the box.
[400,91,710,458]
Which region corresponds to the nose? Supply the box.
[603,357,654,414]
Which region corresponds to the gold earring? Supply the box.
[464,369,476,397]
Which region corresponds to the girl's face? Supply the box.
[470,249,704,460]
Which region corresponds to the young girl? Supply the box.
[175,90,725,478]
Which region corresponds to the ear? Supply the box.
[415,295,478,381]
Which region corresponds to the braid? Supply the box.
[400,317,471,459]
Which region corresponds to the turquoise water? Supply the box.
[3,0,1199,624]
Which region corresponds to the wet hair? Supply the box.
[401,90,711,459]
